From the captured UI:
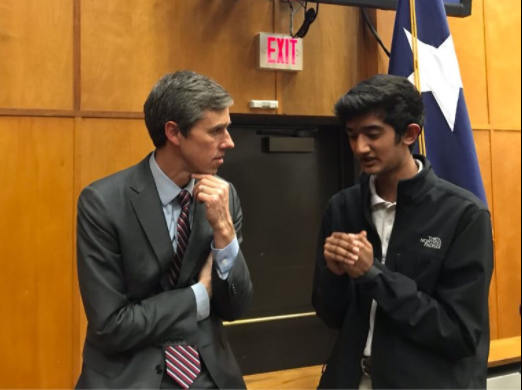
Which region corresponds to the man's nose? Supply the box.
[354,137,370,154]
[221,130,235,149]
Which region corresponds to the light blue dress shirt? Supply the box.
[149,154,239,321]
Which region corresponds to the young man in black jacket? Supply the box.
[313,75,493,389]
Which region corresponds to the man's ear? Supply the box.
[165,121,182,146]
[403,124,422,148]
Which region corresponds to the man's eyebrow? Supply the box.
[362,125,385,131]
[346,124,384,132]
[209,122,232,131]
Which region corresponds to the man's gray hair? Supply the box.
[144,71,233,148]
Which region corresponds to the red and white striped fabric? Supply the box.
[165,190,201,388]
[165,345,202,389]
[167,190,191,286]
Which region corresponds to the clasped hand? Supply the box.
[193,174,235,249]
[324,231,374,278]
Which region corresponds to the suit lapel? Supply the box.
[178,200,214,287]
[129,156,175,277]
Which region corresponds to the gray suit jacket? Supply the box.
[76,154,253,389]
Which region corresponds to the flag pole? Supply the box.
[410,0,427,156]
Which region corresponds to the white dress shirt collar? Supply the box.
[149,153,195,206]
[369,159,424,208]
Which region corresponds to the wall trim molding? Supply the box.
[0,109,145,120]
[224,312,316,327]
[1,109,520,133]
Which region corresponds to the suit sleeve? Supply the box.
[359,207,494,359]
[77,186,199,355]
[312,200,354,330]
[211,183,253,321]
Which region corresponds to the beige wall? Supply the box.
[0,0,519,387]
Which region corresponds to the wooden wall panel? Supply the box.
[278,4,363,116]
[484,0,522,129]
[472,130,494,210]
[492,130,522,338]
[449,0,490,126]
[0,118,74,388]
[76,118,154,189]
[376,10,395,74]
[81,0,276,114]
[0,1,73,110]
[473,129,498,339]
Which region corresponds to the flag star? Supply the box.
[404,29,463,131]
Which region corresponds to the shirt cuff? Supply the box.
[190,282,210,322]
[211,237,239,280]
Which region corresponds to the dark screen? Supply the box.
[219,123,353,374]
[218,125,354,319]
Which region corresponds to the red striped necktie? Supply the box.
[165,190,202,388]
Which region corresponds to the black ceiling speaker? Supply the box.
[307,0,473,18]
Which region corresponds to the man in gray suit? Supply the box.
[76,71,253,389]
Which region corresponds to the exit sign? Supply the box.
[257,33,303,71]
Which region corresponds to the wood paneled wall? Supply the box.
[0,0,519,388]
[80,0,277,113]
[276,4,378,115]
[0,1,73,110]
[0,118,75,388]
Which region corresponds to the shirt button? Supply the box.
[222,259,229,266]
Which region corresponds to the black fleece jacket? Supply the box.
[313,155,493,389]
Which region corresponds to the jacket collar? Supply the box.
[129,154,213,288]
[361,155,437,207]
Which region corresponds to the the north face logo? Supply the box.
[421,236,442,250]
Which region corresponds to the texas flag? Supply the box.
[389,0,488,205]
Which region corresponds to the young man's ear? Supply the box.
[165,121,182,146]
[403,124,422,148]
